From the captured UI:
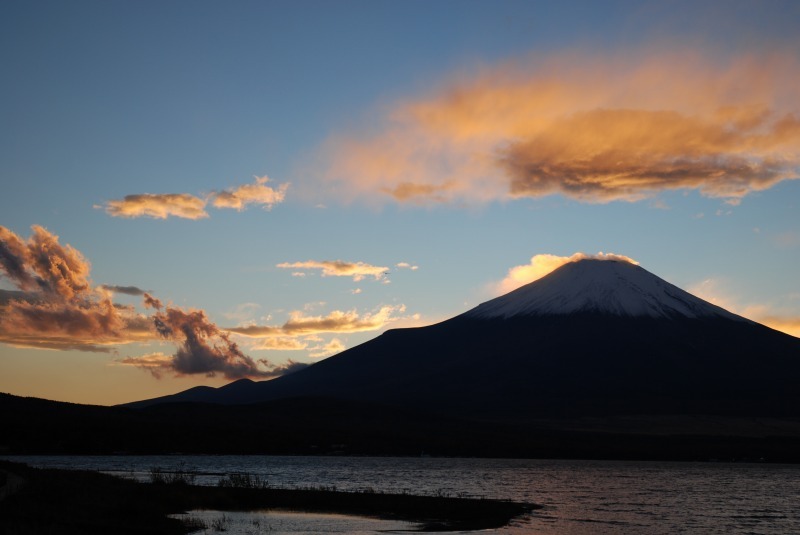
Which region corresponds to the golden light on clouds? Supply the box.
[228,304,406,338]
[210,176,288,211]
[493,252,638,295]
[104,193,209,220]
[102,176,288,219]
[0,225,291,379]
[277,259,390,281]
[322,50,800,206]
[0,225,154,351]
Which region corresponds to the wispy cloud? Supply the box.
[321,49,800,206]
[277,260,389,282]
[99,284,148,296]
[101,176,288,220]
[491,252,638,295]
[308,337,345,358]
[103,193,209,220]
[119,350,309,379]
[210,176,288,211]
[228,304,406,338]
[396,262,419,271]
[253,337,310,351]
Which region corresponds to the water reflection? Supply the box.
[171,510,418,535]
[6,456,800,534]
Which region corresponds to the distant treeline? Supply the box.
[3,393,800,462]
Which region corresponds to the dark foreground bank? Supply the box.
[0,461,536,534]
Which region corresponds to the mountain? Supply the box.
[127,259,800,420]
[466,258,744,320]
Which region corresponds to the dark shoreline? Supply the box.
[5,392,800,462]
[0,460,536,533]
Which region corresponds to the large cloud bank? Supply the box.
[323,50,800,206]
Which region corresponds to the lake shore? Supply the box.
[0,460,536,533]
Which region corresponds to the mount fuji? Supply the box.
[128,259,800,419]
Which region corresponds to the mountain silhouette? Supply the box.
[127,259,800,419]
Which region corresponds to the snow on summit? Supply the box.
[468,259,747,321]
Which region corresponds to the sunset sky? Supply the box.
[2,0,799,405]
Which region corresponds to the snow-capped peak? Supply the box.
[466,259,747,321]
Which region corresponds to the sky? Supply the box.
[1,0,799,405]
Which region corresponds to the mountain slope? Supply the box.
[127,260,800,418]
[467,259,745,320]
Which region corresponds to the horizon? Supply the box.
[2,0,799,405]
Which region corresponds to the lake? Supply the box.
[5,455,799,534]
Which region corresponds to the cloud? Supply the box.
[270,360,310,376]
[321,49,800,206]
[102,177,288,219]
[140,296,271,380]
[0,225,154,351]
[210,176,288,211]
[0,225,311,375]
[492,252,638,295]
[117,353,175,378]
[396,262,419,270]
[0,289,38,305]
[277,260,389,282]
[103,193,209,220]
[228,304,406,338]
[308,337,345,358]
[99,284,147,296]
[253,337,310,351]
[119,351,309,379]
[0,225,91,298]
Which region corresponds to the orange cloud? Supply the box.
[117,352,175,378]
[0,225,154,351]
[492,252,638,295]
[308,337,345,358]
[103,193,209,220]
[0,225,91,298]
[322,50,800,206]
[254,337,309,351]
[102,177,288,219]
[210,176,288,211]
[228,305,406,337]
[277,260,389,281]
[0,225,308,377]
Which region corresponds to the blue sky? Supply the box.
[1,0,799,404]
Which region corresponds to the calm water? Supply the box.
[5,455,799,534]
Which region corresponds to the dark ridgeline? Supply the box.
[128,260,800,418]
[4,259,800,459]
